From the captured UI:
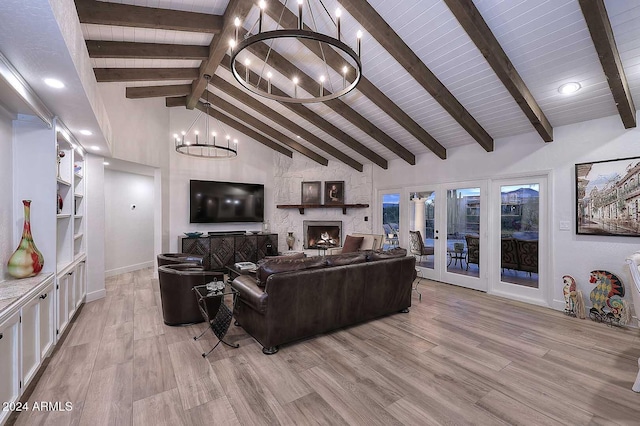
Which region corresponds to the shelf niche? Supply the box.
[276,203,369,215]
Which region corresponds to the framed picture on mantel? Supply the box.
[301,181,321,204]
[325,181,344,205]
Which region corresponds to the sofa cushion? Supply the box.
[325,252,368,267]
[369,247,408,261]
[256,256,327,286]
[342,235,364,253]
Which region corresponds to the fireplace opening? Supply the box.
[303,220,342,249]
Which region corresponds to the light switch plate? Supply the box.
[559,221,571,231]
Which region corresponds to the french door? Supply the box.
[490,175,550,306]
[407,181,488,292]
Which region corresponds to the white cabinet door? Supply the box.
[0,311,21,425]
[74,261,85,308]
[66,270,76,320]
[56,274,69,335]
[39,282,55,358]
[20,295,40,389]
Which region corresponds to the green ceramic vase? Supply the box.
[7,200,44,278]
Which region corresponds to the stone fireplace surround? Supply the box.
[303,220,342,249]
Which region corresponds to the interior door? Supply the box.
[490,175,549,306]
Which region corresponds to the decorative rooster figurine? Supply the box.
[588,270,629,326]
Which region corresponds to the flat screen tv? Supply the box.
[190,180,264,223]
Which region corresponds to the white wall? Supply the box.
[104,169,155,276]
[374,112,640,311]
[98,84,169,168]
[0,106,13,279]
[272,155,373,252]
[168,106,277,252]
[86,153,105,301]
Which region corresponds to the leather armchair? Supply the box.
[157,253,204,267]
[326,233,384,255]
[157,264,224,326]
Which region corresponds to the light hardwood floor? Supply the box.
[12,268,640,425]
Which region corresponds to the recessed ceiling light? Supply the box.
[103,161,110,166]
[90,146,100,151]
[44,78,65,89]
[558,82,581,94]
[79,130,92,136]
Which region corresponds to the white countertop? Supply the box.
[0,273,54,314]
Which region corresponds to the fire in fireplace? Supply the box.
[303,221,342,249]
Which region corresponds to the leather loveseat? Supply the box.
[231,249,416,354]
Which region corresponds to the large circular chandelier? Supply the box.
[230,0,363,104]
[173,75,239,158]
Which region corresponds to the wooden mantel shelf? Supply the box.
[276,203,369,215]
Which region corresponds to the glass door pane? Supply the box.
[409,191,435,269]
[500,184,539,288]
[382,193,400,250]
[446,188,480,278]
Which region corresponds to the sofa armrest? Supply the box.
[231,275,268,314]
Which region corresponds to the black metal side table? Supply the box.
[192,283,239,357]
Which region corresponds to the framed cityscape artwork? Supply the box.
[576,156,640,236]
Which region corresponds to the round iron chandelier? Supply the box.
[230,0,363,104]
[173,75,239,159]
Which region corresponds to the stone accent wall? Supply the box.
[272,154,374,253]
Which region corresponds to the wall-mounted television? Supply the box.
[190,180,264,223]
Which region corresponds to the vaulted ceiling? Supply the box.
[77,0,640,171]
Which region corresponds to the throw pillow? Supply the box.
[341,235,364,253]
[256,256,327,287]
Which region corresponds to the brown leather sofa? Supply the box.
[158,264,224,326]
[231,250,416,354]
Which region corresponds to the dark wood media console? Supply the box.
[180,233,278,271]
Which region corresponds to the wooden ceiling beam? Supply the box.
[203,90,329,166]
[75,0,223,34]
[245,36,416,165]
[265,3,446,160]
[94,68,199,82]
[579,0,636,129]
[166,96,293,158]
[222,58,388,169]
[186,0,254,110]
[444,0,553,142]
[126,84,192,99]
[86,41,208,60]
[339,0,494,152]
[211,76,363,171]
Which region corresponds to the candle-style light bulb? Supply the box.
[342,66,348,88]
[234,17,240,44]
[292,76,299,98]
[336,9,341,41]
[194,130,199,144]
[267,71,273,93]
[298,0,303,30]
[319,75,325,96]
[259,0,266,33]
[229,38,236,51]
[357,30,363,57]
[244,58,251,82]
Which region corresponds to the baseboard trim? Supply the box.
[105,261,154,278]
[85,288,106,302]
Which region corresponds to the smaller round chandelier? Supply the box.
[230,0,363,104]
[173,75,239,159]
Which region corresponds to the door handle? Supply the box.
[40,294,47,299]
[0,333,3,340]
[435,236,439,240]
